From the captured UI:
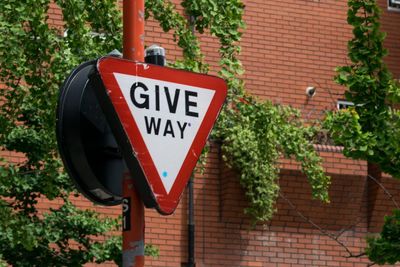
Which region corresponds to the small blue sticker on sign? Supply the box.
[162,171,168,178]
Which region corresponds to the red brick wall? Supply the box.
[6,0,400,266]
[61,142,399,266]
[140,0,400,265]
[381,1,400,78]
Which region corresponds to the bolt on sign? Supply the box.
[91,57,227,214]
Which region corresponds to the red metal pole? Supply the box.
[123,0,145,61]
[122,0,145,267]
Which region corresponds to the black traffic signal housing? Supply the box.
[56,59,124,205]
[56,47,166,206]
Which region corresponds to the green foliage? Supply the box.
[144,244,160,258]
[325,0,400,177]
[146,0,330,223]
[145,0,207,73]
[324,0,400,264]
[182,0,245,100]
[218,98,329,221]
[324,108,377,159]
[0,255,6,267]
[0,199,121,266]
[0,0,126,265]
[366,210,400,265]
[0,0,330,265]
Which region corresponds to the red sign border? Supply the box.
[97,57,227,214]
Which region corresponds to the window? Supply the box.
[337,100,354,110]
[388,0,400,11]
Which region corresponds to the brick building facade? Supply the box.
[11,0,400,266]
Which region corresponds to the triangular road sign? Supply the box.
[92,57,227,214]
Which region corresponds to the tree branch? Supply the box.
[367,174,399,209]
[279,191,366,259]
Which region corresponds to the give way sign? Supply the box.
[93,57,227,214]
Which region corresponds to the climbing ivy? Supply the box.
[324,0,400,264]
[217,98,329,221]
[0,1,331,266]
[145,0,207,72]
[366,209,400,265]
[0,0,124,265]
[147,0,330,223]
[0,0,162,265]
[325,0,400,176]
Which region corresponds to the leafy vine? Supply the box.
[146,0,330,223]
[366,209,400,265]
[0,0,141,265]
[325,0,400,176]
[324,0,400,264]
[0,1,331,266]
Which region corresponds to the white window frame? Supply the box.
[337,100,354,110]
[388,0,400,12]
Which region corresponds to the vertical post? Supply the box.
[123,0,145,61]
[187,15,196,267]
[122,0,145,267]
[187,175,195,267]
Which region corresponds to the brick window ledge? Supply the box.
[280,145,368,176]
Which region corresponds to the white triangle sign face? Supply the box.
[96,57,227,214]
[113,73,215,193]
